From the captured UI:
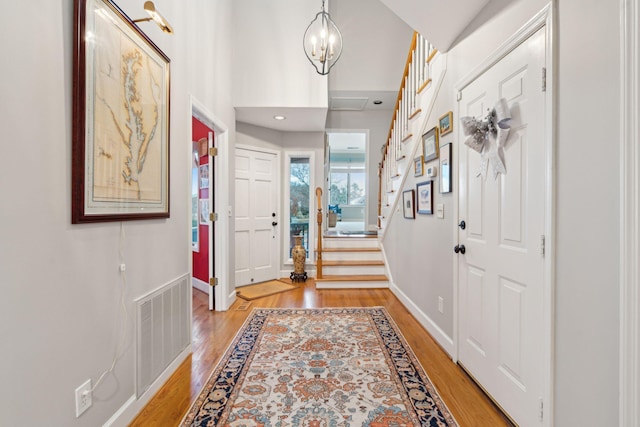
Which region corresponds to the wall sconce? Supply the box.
[133,1,173,34]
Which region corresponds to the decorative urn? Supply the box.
[290,235,307,282]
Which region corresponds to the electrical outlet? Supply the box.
[75,379,92,417]
[438,297,444,314]
[119,263,126,272]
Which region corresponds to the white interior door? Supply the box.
[235,147,279,286]
[457,27,546,425]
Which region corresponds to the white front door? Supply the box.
[235,147,280,286]
[457,27,547,425]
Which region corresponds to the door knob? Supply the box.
[272,221,278,226]
[454,244,466,254]
[458,220,466,230]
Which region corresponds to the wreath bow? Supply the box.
[460,98,512,179]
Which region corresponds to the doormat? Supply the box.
[236,280,297,301]
[181,307,458,426]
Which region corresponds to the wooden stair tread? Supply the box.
[315,274,388,282]
[322,247,381,253]
[322,260,384,266]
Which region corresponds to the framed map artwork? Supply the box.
[72,0,170,223]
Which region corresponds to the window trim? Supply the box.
[283,151,315,264]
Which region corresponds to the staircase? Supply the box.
[315,234,389,289]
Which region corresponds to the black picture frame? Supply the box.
[402,190,415,219]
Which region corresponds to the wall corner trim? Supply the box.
[620,0,640,425]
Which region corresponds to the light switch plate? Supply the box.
[436,204,444,219]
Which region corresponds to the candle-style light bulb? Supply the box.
[311,36,317,57]
[328,34,335,57]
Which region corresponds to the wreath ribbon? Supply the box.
[460,98,512,179]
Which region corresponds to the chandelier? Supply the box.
[303,0,343,75]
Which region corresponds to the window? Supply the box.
[329,163,365,206]
[287,156,312,260]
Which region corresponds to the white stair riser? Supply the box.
[322,238,379,249]
[316,280,389,289]
[323,265,386,276]
[322,251,383,262]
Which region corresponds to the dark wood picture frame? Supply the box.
[402,189,415,219]
[72,0,171,223]
[416,180,433,214]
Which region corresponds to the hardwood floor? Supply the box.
[130,279,512,426]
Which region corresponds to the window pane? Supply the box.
[290,158,309,258]
[330,172,348,205]
[348,172,365,205]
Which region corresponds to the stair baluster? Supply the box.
[315,187,323,279]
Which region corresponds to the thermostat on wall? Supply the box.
[426,165,437,177]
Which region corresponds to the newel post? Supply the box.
[315,187,323,279]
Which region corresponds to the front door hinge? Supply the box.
[209,277,218,287]
[539,398,544,422]
[209,147,218,156]
[209,212,219,222]
[540,235,546,256]
[542,67,547,92]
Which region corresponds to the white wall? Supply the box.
[329,0,414,92]
[554,0,620,424]
[231,0,327,109]
[0,0,234,425]
[380,0,622,424]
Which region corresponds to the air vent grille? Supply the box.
[330,97,369,111]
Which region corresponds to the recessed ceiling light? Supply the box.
[373,100,383,105]
[273,115,286,120]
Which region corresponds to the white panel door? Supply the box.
[457,28,546,426]
[235,147,279,286]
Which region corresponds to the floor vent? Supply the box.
[136,274,191,398]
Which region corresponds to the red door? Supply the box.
[192,116,214,308]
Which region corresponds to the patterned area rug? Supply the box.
[182,307,458,426]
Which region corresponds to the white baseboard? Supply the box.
[192,277,208,294]
[389,280,455,359]
[103,346,191,427]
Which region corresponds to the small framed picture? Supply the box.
[199,164,209,189]
[199,199,209,224]
[414,156,424,176]
[402,190,415,219]
[440,143,452,193]
[439,111,453,136]
[422,127,439,162]
[416,181,433,214]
